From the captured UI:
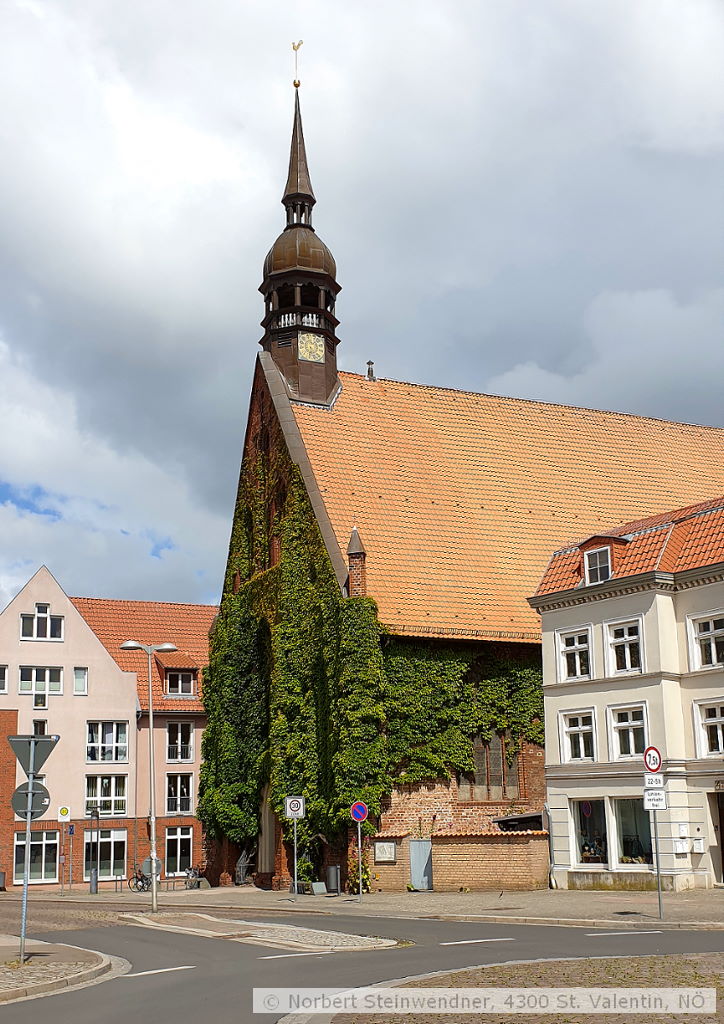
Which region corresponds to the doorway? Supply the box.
[409,839,433,891]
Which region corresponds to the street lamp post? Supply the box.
[120,640,177,913]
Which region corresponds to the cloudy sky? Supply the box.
[1,0,722,609]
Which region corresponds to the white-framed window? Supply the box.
[84,829,127,880]
[167,722,193,762]
[691,615,724,670]
[585,547,611,585]
[166,826,193,875]
[613,798,653,866]
[86,722,128,763]
[14,830,58,883]
[609,703,647,759]
[19,666,62,708]
[607,620,642,674]
[560,710,596,761]
[20,603,63,641]
[166,774,192,814]
[74,667,88,695]
[166,671,195,696]
[558,628,592,680]
[85,776,127,816]
[32,720,47,736]
[0,666,6,693]
[697,701,724,756]
[572,799,608,866]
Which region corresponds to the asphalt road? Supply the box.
[10,912,724,1023]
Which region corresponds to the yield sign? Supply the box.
[9,735,60,777]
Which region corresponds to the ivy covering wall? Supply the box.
[198,406,543,857]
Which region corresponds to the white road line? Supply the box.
[585,930,663,937]
[258,951,337,960]
[125,966,197,978]
[439,938,516,946]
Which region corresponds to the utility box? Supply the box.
[326,864,340,895]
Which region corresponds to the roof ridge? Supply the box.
[337,372,724,433]
[71,596,218,611]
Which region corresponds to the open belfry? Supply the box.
[198,73,724,891]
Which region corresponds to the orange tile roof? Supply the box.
[291,373,724,640]
[71,597,217,712]
[535,495,724,596]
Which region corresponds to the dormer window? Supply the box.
[584,547,611,585]
[21,604,63,641]
[166,670,195,696]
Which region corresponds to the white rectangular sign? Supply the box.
[644,774,664,789]
[57,805,71,822]
[644,790,667,811]
[284,796,306,819]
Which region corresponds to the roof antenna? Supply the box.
[366,360,376,381]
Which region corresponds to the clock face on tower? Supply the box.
[298,331,325,363]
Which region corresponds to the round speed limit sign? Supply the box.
[643,746,662,773]
[284,796,306,819]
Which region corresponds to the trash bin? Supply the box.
[90,867,98,895]
[326,864,340,895]
[0,871,6,892]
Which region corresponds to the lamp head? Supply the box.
[155,643,178,653]
[120,640,143,651]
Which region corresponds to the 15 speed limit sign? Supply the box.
[643,746,662,773]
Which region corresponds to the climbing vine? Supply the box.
[199,401,543,858]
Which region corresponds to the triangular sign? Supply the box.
[9,735,59,777]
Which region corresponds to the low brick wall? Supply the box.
[370,835,411,892]
[431,833,549,891]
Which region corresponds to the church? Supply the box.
[198,85,724,891]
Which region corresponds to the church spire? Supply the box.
[259,76,342,407]
[283,89,316,226]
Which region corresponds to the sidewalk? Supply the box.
[0,933,112,1002]
[19,883,724,929]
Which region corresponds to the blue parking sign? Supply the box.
[68,824,75,836]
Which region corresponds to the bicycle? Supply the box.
[184,865,202,890]
[128,868,152,892]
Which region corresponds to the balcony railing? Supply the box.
[167,744,192,761]
[275,311,323,330]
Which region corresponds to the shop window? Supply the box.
[573,799,608,865]
[614,799,652,865]
[14,830,58,883]
[166,826,192,875]
[84,829,127,879]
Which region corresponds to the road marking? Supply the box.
[439,937,516,946]
[125,966,197,978]
[258,951,337,960]
[585,930,663,937]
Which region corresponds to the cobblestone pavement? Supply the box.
[331,953,724,1024]
[125,911,396,949]
[0,960,91,993]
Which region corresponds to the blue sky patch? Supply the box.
[0,481,63,521]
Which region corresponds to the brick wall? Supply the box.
[378,741,545,838]
[0,710,19,886]
[369,835,411,892]
[430,833,549,890]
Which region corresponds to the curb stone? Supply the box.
[0,949,113,1003]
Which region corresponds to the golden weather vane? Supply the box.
[292,40,303,88]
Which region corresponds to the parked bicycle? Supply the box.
[184,865,202,889]
[128,867,152,892]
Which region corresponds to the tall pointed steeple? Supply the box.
[259,84,341,407]
[283,89,316,226]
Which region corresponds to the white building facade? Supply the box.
[530,499,724,891]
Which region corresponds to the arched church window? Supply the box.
[457,733,519,802]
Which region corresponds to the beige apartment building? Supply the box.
[530,497,724,891]
[0,567,216,888]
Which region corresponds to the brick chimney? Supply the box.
[347,526,367,597]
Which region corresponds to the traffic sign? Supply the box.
[9,735,59,777]
[68,824,75,837]
[284,796,306,819]
[58,805,71,822]
[644,790,667,811]
[12,782,51,820]
[644,774,664,789]
[350,801,368,822]
[643,746,662,772]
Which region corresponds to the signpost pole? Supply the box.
[19,738,36,965]
[293,817,298,901]
[69,829,74,890]
[653,809,663,921]
[60,824,65,897]
[357,820,362,904]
